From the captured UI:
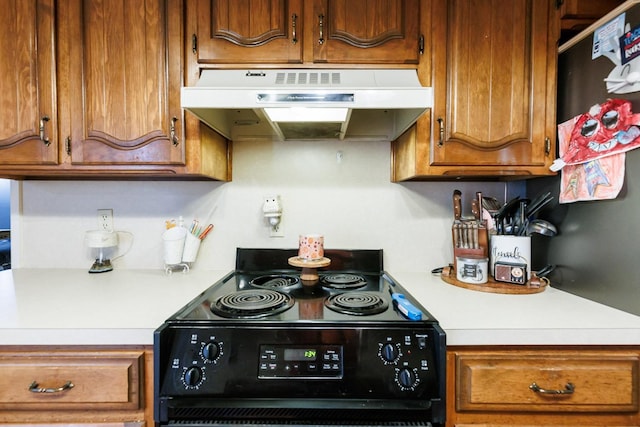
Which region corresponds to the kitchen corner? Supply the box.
[2,268,638,347]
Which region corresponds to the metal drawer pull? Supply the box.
[39,116,51,146]
[291,13,297,44]
[29,380,74,393]
[318,14,324,45]
[437,117,444,147]
[170,116,179,146]
[529,382,574,395]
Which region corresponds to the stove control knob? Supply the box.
[201,341,221,362]
[396,367,419,390]
[379,343,401,364]
[183,366,204,388]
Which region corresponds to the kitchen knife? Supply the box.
[453,189,463,247]
[453,189,462,222]
[472,191,482,221]
[471,221,478,249]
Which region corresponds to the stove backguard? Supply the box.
[235,248,384,274]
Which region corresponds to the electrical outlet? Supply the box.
[97,209,114,232]
[262,195,284,238]
[270,219,284,238]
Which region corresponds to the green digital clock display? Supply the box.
[284,348,317,361]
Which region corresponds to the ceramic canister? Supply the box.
[298,234,324,260]
[456,256,489,284]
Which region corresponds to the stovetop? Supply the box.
[166,248,438,325]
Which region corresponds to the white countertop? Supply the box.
[1,268,639,346]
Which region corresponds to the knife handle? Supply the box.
[471,199,480,220]
[453,190,462,221]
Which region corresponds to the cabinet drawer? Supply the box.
[0,350,143,410]
[456,352,639,412]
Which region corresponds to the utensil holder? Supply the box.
[489,235,531,283]
[181,232,201,263]
[162,227,189,274]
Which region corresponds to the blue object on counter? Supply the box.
[391,293,422,320]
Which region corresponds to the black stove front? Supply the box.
[154,248,446,426]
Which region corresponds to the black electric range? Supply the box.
[154,248,446,426]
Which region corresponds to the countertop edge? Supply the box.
[2,268,640,347]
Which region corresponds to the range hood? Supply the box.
[181,69,432,141]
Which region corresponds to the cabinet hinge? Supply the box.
[419,35,424,55]
[545,137,551,155]
[65,136,71,155]
[192,34,197,54]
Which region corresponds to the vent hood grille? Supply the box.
[181,69,432,141]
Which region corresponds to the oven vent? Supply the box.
[274,71,341,86]
[169,406,433,425]
[169,420,431,426]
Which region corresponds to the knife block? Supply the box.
[451,220,488,271]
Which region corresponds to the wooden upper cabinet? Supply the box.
[193,0,304,64]
[313,0,420,64]
[392,0,557,180]
[560,0,625,32]
[189,0,420,66]
[60,0,184,166]
[432,0,555,171]
[0,0,58,166]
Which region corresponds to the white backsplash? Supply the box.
[10,139,515,272]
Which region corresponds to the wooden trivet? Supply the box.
[441,265,548,294]
[288,257,331,282]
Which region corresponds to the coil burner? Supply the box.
[320,274,367,289]
[324,291,388,316]
[250,274,300,290]
[211,289,294,318]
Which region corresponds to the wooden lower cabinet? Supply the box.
[0,345,153,426]
[447,346,640,426]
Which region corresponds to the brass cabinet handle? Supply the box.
[39,116,51,146]
[437,117,444,147]
[29,380,74,393]
[170,116,179,146]
[529,382,575,395]
[318,14,324,45]
[292,13,298,44]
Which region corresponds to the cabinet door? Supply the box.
[60,0,184,166]
[192,0,304,64]
[0,0,58,165]
[447,348,640,426]
[313,0,421,64]
[431,0,556,173]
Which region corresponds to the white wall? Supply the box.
[11,139,516,272]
